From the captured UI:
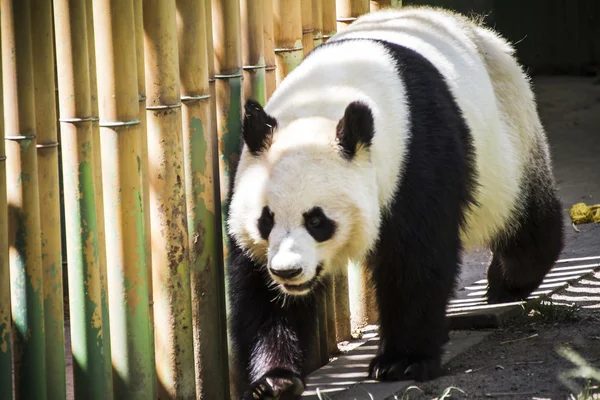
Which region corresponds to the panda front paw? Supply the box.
[242,369,305,400]
[368,353,444,382]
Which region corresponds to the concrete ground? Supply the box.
[303,76,600,399]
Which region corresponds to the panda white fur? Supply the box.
[226,6,564,399]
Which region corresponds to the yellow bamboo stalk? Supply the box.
[325,279,338,356]
[313,0,324,47]
[85,0,115,395]
[241,0,267,105]
[334,274,352,342]
[92,0,155,396]
[262,0,277,99]
[176,0,230,398]
[31,0,67,398]
[336,0,369,31]
[322,0,337,42]
[301,0,314,55]
[273,0,304,83]
[370,0,391,10]
[143,0,197,397]
[2,0,48,397]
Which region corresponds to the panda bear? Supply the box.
[226,6,564,399]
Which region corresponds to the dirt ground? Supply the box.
[391,75,600,400]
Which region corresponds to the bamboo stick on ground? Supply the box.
[336,0,369,31]
[302,0,315,55]
[0,20,10,400]
[322,0,337,42]
[53,0,110,397]
[273,0,304,84]
[313,0,324,47]
[2,0,48,397]
[241,0,267,105]
[132,0,156,394]
[143,0,197,397]
[32,1,67,398]
[176,0,230,398]
[85,0,115,396]
[92,0,155,397]
[262,0,277,99]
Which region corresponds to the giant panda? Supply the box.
[226,6,564,400]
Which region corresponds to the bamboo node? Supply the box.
[36,141,60,149]
[59,117,100,124]
[242,64,267,71]
[146,103,182,110]
[336,17,357,23]
[0,156,6,162]
[274,46,304,53]
[5,134,36,141]
[265,65,276,71]
[139,95,147,102]
[214,72,243,79]
[302,28,316,34]
[99,119,141,128]
[323,34,334,39]
[181,94,211,103]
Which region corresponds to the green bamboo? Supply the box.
[84,0,115,396]
[205,1,232,393]
[53,0,109,397]
[92,0,155,397]
[2,0,48,397]
[132,0,157,395]
[143,0,196,397]
[32,0,67,398]
[0,17,11,400]
[176,1,230,398]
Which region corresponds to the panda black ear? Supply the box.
[336,101,375,160]
[242,98,277,155]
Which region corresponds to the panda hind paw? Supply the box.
[242,369,305,400]
[368,354,445,382]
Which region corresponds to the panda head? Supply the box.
[228,98,380,296]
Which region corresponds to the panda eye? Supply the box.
[307,216,322,228]
[303,207,336,243]
[258,206,275,241]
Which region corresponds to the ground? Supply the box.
[302,75,600,400]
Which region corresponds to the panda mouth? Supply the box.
[282,264,323,294]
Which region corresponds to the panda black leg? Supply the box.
[486,188,564,304]
[228,238,316,399]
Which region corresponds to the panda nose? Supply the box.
[269,267,302,279]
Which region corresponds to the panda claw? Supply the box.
[369,354,444,382]
[243,370,305,400]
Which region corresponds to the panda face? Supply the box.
[228,99,382,297]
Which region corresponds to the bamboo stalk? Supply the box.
[205,1,232,394]
[325,279,338,356]
[176,0,230,398]
[84,0,115,396]
[53,0,110,397]
[313,0,324,47]
[143,0,196,397]
[334,274,352,341]
[336,0,369,31]
[318,295,329,365]
[31,0,66,398]
[349,261,375,331]
[92,0,155,397]
[370,0,391,11]
[241,0,267,105]
[262,0,277,99]
[273,0,304,83]
[2,0,48,397]
[302,0,314,55]
[0,19,10,400]
[322,0,337,42]
[132,0,156,395]
[211,0,243,396]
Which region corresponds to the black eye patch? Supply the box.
[303,207,336,242]
[257,206,275,240]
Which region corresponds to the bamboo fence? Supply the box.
[92,0,155,397]
[176,0,230,398]
[32,0,66,398]
[0,0,411,397]
[2,0,48,397]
